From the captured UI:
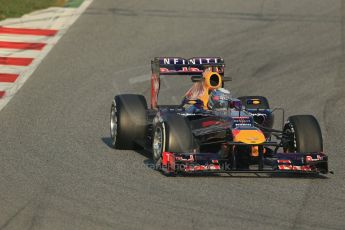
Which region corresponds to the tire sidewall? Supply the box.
[152,122,166,167]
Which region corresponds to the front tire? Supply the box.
[152,114,196,169]
[283,115,323,153]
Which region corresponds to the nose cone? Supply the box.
[232,129,266,144]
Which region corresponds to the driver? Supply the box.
[207,88,232,110]
[183,88,232,113]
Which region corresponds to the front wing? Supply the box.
[161,151,328,175]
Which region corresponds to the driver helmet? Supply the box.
[208,88,232,109]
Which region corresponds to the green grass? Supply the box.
[0,0,66,21]
[64,0,84,8]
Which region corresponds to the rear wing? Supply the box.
[151,57,225,76]
[150,57,228,109]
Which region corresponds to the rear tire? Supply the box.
[283,115,323,153]
[110,94,147,149]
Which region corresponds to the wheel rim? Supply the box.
[110,103,117,144]
[284,123,297,152]
[153,126,163,162]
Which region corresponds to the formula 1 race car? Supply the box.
[110,57,329,176]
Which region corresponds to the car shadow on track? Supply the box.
[101,137,113,149]
[101,137,329,179]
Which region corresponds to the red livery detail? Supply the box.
[305,155,322,162]
[162,152,176,173]
[278,165,293,170]
[151,73,159,109]
[201,120,222,127]
[278,165,312,171]
[184,164,220,172]
[277,159,292,164]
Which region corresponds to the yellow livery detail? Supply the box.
[197,71,223,109]
[252,100,261,105]
[233,129,266,144]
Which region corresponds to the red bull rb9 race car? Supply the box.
[110,57,329,176]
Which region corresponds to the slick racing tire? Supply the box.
[110,94,147,150]
[283,115,323,153]
[152,115,195,166]
[238,96,270,110]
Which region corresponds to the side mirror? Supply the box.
[191,75,202,82]
[229,99,243,110]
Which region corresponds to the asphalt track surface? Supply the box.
[0,0,345,229]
